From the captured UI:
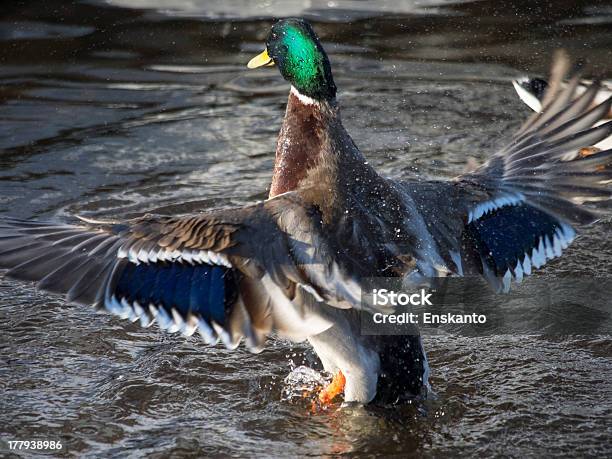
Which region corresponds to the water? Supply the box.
[1,0,611,456]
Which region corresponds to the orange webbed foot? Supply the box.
[578,146,606,172]
[318,370,346,405]
[579,146,601,158]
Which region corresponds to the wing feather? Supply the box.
[403,53,612,291]
[0,194,341,351]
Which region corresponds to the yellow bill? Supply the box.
[247,49,275,69]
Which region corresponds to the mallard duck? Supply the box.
[1,18,611,406]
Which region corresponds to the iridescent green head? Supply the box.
[248,18,336,101]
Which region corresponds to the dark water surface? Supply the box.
[1,0,612,457]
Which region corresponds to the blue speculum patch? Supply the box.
[114,262,231,325]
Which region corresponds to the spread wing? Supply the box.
[402,53,612,291]
[0,192,363,351]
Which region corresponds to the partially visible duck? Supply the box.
[1,19,611,406]
[513,53,612,152]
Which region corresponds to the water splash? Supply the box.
[281,366,331,402]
